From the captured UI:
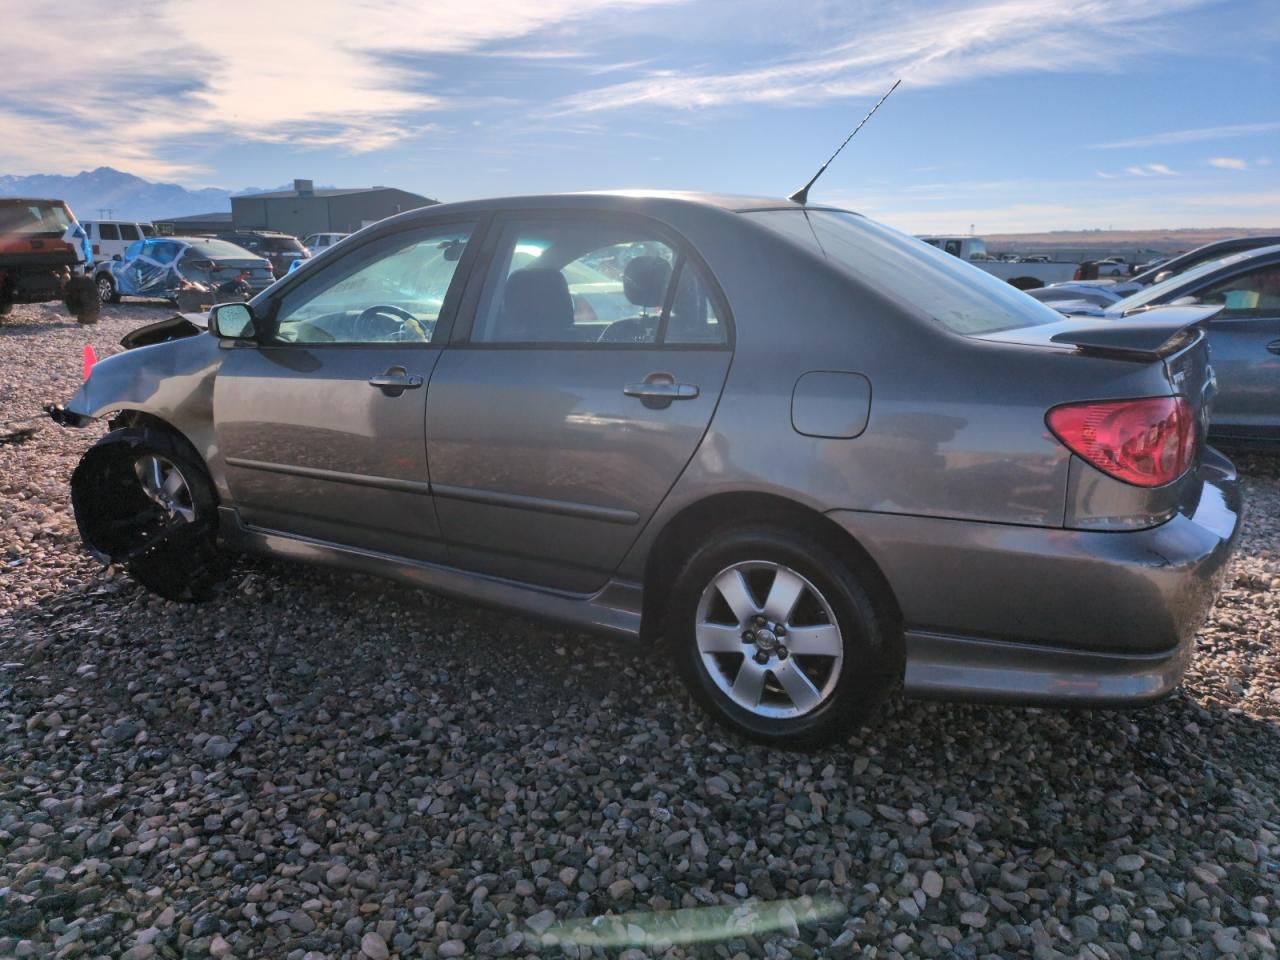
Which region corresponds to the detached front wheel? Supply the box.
[71,426,228,601]
[667,525,895,747]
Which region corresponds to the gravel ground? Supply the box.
[2,301,1279,960]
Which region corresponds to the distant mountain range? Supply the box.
[0,167,235,222]
[0,167,342,223]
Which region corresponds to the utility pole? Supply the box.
[97,208,113,220]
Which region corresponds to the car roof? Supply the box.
[396,190,833,219]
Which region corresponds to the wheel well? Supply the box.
[107,411,204,466]
[640,492,903,642]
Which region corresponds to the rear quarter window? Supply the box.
[749,209,1062,335]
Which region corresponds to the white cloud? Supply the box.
[554,0,1209,114]
[1091,121,1280,150]
[1122,163,1177,176]
[1209,157,1249,170]
[0,0,684,177]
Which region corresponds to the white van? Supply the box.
[81,221,156,264]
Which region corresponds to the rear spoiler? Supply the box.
[1048,304,1222,361]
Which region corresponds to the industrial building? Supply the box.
[229,179,436,237]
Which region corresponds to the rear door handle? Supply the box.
[623,382,699,401]
[1268,339,1280,355]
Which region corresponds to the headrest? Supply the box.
[501,268,573,340]
[623,255,672,308]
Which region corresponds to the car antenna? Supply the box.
[788,78,901,205]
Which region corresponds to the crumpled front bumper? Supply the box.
[828,448,1242,706]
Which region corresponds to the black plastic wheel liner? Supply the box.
[70,432,211,564]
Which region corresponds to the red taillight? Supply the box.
[1047,396,1195,487]
[1072,268,1082,281]
[82,344,97,382]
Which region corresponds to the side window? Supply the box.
[119,223,140,241]
[664,260,728,345]
[141,224,156,237]
[944,240,963,257]
[472,218,676,345]
[271,224,474,345]
[1194,265,1280,317]
[151,241,180,264]
[99,223,120,241]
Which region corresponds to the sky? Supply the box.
[1,0,1277,233]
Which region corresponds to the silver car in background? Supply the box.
[53,192,1240,745]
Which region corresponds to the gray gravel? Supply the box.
[2,301,1280,959]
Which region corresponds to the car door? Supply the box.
[1191,261,1280,439]
[426,211,733,593]
[213,219,480,562]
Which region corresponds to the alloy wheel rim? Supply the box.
[695,560,844,720]
[97,278,113,303]
[133,454,196,524]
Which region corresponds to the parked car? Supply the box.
[51,192,1240,746]
[1041,234,1280,301]
[302,231,349,254]
[1026,283,1126,309]
[80,220,153,264]
[217,230,309,278]
[917,235,1079,288]
[93,236,274,305]
[0,197,98,322]
[1056,244,1280,448]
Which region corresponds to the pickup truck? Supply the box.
[917,235,1122,289]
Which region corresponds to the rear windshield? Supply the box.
[748,209,1063,335]
[188,239,260,260]
[253,235,305,252]
[0,201,74,235]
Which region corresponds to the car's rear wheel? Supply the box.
[96,274,120,304]
[71,426,228,602]
[667,524,894,747]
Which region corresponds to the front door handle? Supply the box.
[369,367,423,396]
[1267,339,1280,355]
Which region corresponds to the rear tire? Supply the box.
[71,426,228,602]
[665,524,894,747]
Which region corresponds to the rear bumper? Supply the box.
[828,448,1241,705]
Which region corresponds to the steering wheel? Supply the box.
[598,314,659,344]
[353,304,429,342]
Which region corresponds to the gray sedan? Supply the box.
[52,192,1240,745]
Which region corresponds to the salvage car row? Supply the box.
[49,190,1250,746]
[0,196,346,323]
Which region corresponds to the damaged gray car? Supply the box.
[51,192,1241,745]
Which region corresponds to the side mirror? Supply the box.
[209,302,257,339]
[112,254,122,261]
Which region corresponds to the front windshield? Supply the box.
[0,201,73,234]
[750,209,1063,334]
[1111,250,1261,313]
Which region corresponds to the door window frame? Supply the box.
[448,209,734,351]
[252,215,492,350]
